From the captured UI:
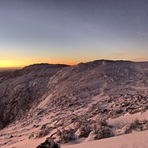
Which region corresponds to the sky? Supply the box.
[0,0,148,68]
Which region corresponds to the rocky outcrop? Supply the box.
[36,138,60,148]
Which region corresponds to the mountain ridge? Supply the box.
[0,59,147,147]
[0,60,147,129]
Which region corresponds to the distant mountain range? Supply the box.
[0,68,20,72]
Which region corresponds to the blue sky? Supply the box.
[0,0,148,67]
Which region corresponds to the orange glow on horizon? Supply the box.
[0,58,79,68]
[0,56,147,69]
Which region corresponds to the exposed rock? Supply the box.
[124,119,148,134]
[75,121,91,138]
[36,126,52,138]
[55,128,76,143]
[36,138,60,148]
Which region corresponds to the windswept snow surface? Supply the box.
[63,130,148,148]
[3,130,148,148]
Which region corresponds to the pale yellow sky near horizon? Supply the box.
[0,55,147,68]
[0,0,148,69]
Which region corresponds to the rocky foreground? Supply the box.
[0,60,147,148]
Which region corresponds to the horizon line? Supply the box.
[0,59,148,69]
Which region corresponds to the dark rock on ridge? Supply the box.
[36,138,60,148]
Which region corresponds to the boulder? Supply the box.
[36,138,60,148]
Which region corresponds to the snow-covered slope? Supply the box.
[0,60,147,148]
[0,64,68,129]
[3,130,148,148]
